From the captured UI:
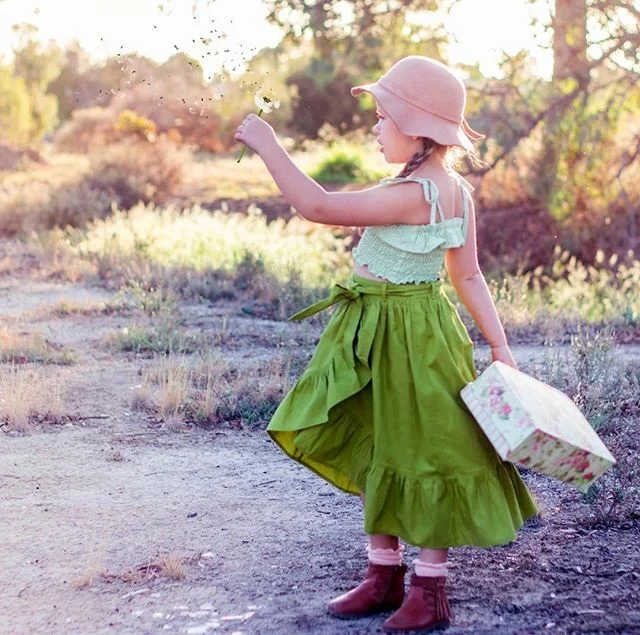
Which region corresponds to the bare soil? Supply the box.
[1,278,639,635]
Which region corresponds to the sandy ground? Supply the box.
[1,279,639,635]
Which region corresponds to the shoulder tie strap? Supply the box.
[379,176,446,224]
[419,178,446,225]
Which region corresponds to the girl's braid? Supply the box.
[395,138,436,178]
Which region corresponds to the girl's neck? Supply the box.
[409,153,450,178]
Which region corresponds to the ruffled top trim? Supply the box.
[351,174,473,284]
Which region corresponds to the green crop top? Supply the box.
[352,173,474,284]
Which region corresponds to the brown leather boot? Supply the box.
[382,573,451,632]
[327,561,408,619]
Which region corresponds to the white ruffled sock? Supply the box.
[413,558,448,577]
[366,543,406,566]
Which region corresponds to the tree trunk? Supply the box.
[539,0,589,220]
[553,0,588,86]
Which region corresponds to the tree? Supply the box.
[0,66,33,145]
[48,42,110,120]
[553,0,588,83]
[542,0,639,219]
[10,23,62,143]
[462,0,639,225]
[264,0,445,76]
[263,0,449,137]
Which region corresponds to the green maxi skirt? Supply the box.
[266,273,538,549]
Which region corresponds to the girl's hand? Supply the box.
[491,344,518,370]
[234,113,277,157]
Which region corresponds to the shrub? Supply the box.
[85,135,189,209]
[115,109,157,141]
[108,82,228,152]
[528,328,640,526]
[309,142,385,184]
[37,181,114,230]
[53,107,120,153]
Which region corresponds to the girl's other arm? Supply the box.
[443,194,517,368]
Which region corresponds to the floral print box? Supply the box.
[460,361,616,492]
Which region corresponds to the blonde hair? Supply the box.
[396,137,485,177]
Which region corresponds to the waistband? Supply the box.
[289,274,443,321]
[350,273,443,296]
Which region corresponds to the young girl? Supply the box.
[234,55,538,633]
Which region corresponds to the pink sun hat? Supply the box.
[351,56,484,152]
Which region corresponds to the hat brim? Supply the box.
[351,82,482,152]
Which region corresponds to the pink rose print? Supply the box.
[570,455,590,472]
[501,404,512,415]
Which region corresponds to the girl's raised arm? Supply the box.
[233,113,424,227]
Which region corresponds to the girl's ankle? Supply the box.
[367,543,405,566]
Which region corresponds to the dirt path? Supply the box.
[1,279,639,635]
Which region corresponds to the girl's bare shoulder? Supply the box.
[400,169,466,221]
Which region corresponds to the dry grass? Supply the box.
[44,297,127,318]
[72,546,106,589]
[0,327,75,365]
[158,553,186,580]
[152,357,191,416]
[521,327,640,527]
[105,449,125,462]
[0,365,65,432]
[134,351,295,429]
[162,412,190,432]
[130,384,155,411]
[529,325,639,432]
[0,232,97,283]
[99,553,189,584]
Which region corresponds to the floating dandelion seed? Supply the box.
[253,93,280,114]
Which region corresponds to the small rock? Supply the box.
[186,624,219,634]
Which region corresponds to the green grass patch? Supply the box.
[308,142,387,184]
[105,320,199,356]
